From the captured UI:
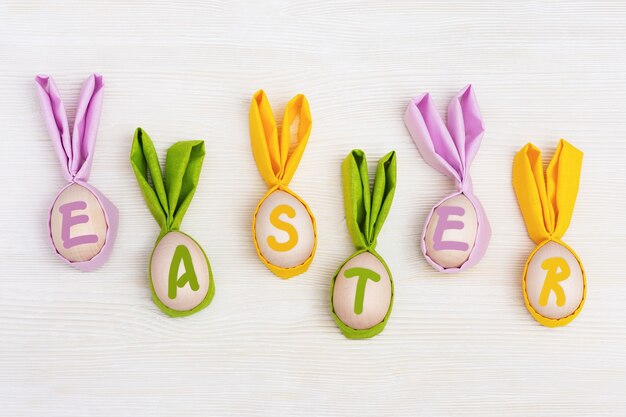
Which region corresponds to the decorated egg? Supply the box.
[150,231,211,312]
[332,251,392,330]
[424,193,478,269]
[50,183,108,263]
[37,74,118,271]
[254,189,315,269]
[524,241,584,320]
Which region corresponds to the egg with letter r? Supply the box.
[524,240,584,320]
[332,251,392,330]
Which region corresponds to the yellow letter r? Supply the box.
[539,257,570,307]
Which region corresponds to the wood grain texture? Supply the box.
[1,1,625,416]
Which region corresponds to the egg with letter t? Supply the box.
[332,251,393,334]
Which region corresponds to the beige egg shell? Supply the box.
[254,190,315,269]
[151,231,210,312]
[332,252,392,330]
[525,241,584,320]
[424,193,478,269]
[50,183,107,262]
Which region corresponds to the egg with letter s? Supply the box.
[524,240,584,320]
[150,231,212,313]
[424,193,478,269]
[254,189,315,269]
[332,251,392,330]
[50,183,108,262]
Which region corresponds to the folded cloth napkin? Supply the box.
[249,90,317,279]
[331,150,396,339]
[513,139,585,327]
[130,128,215,317]
[404,85,491,273]
[35,74,118,271]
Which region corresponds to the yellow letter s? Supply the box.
[267,205,298,252]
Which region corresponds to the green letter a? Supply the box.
[345,267,381,314]
[168,245,200,299]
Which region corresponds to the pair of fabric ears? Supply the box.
[35,74,104,183]
[130,128,205,235]
[513,139,583,244]
[342,150,397,251]
[250,90,312,188]
[404,84,484,189]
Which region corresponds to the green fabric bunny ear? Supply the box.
[342,150,397,251]
[130,128,205,235]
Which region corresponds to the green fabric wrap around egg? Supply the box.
[130,128,215,318]
[331,150,397,339]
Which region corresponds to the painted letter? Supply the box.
[59,201,98,249]
[433,206,469,251]
[168,245,200,299]
[345,267,381,314]
[539,257,570,307]
[267,204,298,252]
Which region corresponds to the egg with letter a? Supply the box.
[150,231,211,312]
[254,189,315,269]
[332,251,392,330]
[524,241,584,320]
[50,183,107,262]
[424,193,478,269]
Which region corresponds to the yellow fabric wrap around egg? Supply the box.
[250,90,317,279]
[513,139,585,327]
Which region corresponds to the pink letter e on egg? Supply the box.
[433,206,469,251]
[58,201,99,249]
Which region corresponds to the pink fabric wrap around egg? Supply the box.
[404,85,491,272]
[36,74,119,271]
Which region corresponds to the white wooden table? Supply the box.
[1,1,625,416]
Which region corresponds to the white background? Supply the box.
[1,1,625,416]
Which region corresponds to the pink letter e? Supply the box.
[433,206,469,251]
[58,201,98,249]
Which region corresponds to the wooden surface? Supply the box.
[1,1,625,416]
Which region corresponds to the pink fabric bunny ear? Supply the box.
[447,85,485,180]
[404,85,490,273]
[404,84,484,189]
[35,74,104,182]
[35,74,117,272]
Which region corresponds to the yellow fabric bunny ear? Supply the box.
[512,139,585,327]
[513,139,583,244]
[250,90,312,187]
[250,90,317,279]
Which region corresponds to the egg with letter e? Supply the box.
[150,231,212,313]
[50,183,107,262]
[424,193,478,269]
[332,251,392,330]
[524,240,584,321]
[254,189,315,269]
